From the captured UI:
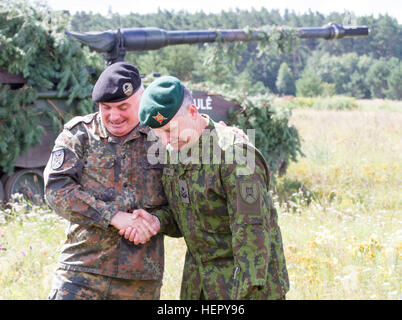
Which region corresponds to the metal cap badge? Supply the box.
[122,82,133,96]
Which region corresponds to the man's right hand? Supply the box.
[111,211,158,244]
[119,209,161,245]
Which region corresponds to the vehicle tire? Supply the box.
[1,173,8,186]
[4,168,45,205]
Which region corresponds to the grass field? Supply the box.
[0,99,401,299]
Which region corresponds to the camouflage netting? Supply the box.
[0,0,101,174]
[0,0,303,177]
[187,82,303,177]
[228,94,303,177]
[188,27,303,177]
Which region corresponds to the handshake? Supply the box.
[110,209,160,245]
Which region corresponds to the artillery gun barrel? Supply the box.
[66,24,369,63]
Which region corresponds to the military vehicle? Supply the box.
[0,68,83,205]
[0,24,369,205]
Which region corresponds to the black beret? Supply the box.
[92,62,141,103]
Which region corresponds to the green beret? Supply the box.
[139,76,184,128]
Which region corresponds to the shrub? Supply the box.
[292,97,316,108]
[0,1,100,174]
[321,82,337,97]
[276,62,296,96]
[295,70,323,97]
[312,96,358,110]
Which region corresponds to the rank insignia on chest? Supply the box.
[239,181,259,204]
[51,149,65,170]
[163,167,175,176]
[178,179,190,203]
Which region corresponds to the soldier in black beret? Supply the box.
[92,62,142,103]
[44,62,181,300]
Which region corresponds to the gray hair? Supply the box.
[176,87,194,117]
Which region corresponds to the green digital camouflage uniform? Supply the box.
[153,116,289,300]
[44,112,181,299]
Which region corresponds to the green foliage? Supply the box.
[130,45,199,81]
[276,62,296,95]
[320,82,336,97]
[193,25,299,94]
[0,85,44,173]
[311,96,358,110]
[190,83,304,177]
[385,62,402,100]
[232,94,303,177]
[366,57,399,99]
[235,69,267,96]
[304,52,401,100]
[69,9,402,100]
[2,4,401,176]
[276,96,358,110]
[274,177,312,207]
[253,26,300,56]
[197,41,245,86]
[296,70,323,97]
[71,9,402,62]
[288,97,316,108]
[0,1,99,173]
[306,52,359,96]
[2,107,401,300]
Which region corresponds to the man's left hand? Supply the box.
[219,121,249,142]
[118,209,160,245]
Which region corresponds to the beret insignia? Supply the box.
[122,82,133,97]
[153,112,167,124]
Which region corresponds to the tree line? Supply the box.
[0,1,305,175]
[70,8,402,100]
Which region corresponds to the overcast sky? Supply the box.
[39,0,401,23]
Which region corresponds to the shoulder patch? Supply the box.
[51,149,65,169]
[64,113,95,130]
[236,179,261,215]
[239,180,259,204]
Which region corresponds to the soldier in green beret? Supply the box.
[122,76,289,299]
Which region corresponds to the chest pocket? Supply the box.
[183,165,231,234]
[161,169,179,210]
[83,155,115,186]
[139,160,167,206]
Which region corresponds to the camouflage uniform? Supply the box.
[153,116,289,300]
[44,112,180,299]
[48,269,161,300]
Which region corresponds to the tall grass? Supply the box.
[0,197,66,299]
[275,109,402,299]
[0,104,401,299]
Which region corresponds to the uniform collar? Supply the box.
[167,114,219,169]
[200,113,215,131]
[96,112,150,142]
